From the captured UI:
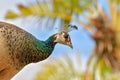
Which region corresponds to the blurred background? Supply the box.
[0,0,120,80]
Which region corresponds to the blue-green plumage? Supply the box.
[31,35,56,61]
[33,35,56,55]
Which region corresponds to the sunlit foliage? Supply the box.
[5,0,94,30]
[34,53,83,80]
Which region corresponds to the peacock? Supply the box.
[0,22,77,80]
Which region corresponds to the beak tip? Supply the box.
[70,45,73,49]
[67,42,73,49]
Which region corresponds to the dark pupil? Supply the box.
[64,34,68,38]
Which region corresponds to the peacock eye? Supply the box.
[64,34,68,38]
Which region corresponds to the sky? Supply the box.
[0,0,108,80]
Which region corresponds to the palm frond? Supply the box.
[34,53,84,80]
[5,0,94,30]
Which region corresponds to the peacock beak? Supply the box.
[67,42,73,49]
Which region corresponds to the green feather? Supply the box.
[32,35,56,57]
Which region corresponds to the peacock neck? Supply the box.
[45,36,56,47]
[33,35,57,56]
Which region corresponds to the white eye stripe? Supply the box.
[61,32,65,35]
[61,32,69,38]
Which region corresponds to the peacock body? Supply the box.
[0,22,73,80]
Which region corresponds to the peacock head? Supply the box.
[53,31,73,48]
